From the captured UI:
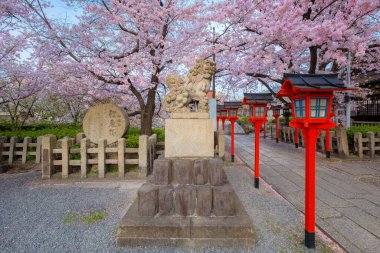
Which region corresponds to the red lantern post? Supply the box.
[216,105,225,132]
[271,105,282,143]
[224,102,241,162]
[277,73,353,249]
[243,93,274,188]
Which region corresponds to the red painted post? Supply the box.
[302,128,318,248]
[217,118,220,131]
[222,118,226,131]
[254,122,261,188]
[294,128,299,148]
[325,129,331,158]
[231,119,235,162]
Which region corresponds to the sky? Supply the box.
[45,0,81,24]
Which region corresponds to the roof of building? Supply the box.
[223,101,242,108]
[243,93,274,103]
[217,104,225,110]
[283,73,345,89]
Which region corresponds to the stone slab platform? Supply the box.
[117,197,255,248]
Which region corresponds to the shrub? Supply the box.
[346,125,380,149]
[152,128,165,142]
[0,122,165,146]
[238,116,248,124]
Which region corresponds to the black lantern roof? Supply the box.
[284,73,345,89]
[224,101,242,109]
[271,104,282,109]
[243,93,274,103]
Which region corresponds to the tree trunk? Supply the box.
[309,46,318,74]
[140,87,157,135]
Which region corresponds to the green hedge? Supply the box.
[0,122,165,148]
[347,125,380,149]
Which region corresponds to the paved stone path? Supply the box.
[226,133,380,253]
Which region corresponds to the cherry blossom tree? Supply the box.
[211,0,380,93]
[8,0,211,134]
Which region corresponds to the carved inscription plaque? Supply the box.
[83,103,129,144]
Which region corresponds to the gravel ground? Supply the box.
[0,165,340,253]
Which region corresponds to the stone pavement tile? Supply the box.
[316,217,362,253]
[316,187,355,208]
[260,168,282,179]
[332,162,380,176]
[364,194,380,206]
[316,172,368,199]
[262,175,301,194]
[336,206,380,238]
[325,216,380,253]
[347,198,380,219]
[275,169,305,188]
[315,199,342,219]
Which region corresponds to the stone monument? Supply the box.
[117,60,255,247]
[163,59,216,158]
[83,103,129,144]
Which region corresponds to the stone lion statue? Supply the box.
[163,59,216,113]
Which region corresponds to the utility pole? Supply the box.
[345,51,351,128]
[212,25,216,98]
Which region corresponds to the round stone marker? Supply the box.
[83,103,129,144]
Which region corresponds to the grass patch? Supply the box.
[63,210,107,225]
[107,165,118,173]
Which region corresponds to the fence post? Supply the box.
[80,138,88,178]
[35,136,42,163]
[319,131,326,152]
[150,134,157,172]
[41,135,57,179]
[76,133,85,144]
[8,137,17,165]
[138,135,149,175]
[290,127,295,144]
[336,127,349,157]
[367,132,375,158]
[354,132,363,158]
[0,137,7,162]
[118,138,125,178]
[98,139,106,178]
[61,137,72,179]
[21,137,32,164]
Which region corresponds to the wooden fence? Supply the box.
[0,136,42,165]
[0,133,157,179]
[279,126,350,157]
[354,132,380,158]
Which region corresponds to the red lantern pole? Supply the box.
[254,122,261,188]
[325,129,331,158]
[302,127,319,248]
[230,119,236,162]
[294,127,299,148]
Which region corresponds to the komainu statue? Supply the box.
[163,59,216,113]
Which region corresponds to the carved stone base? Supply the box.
[117,158,255,248]
[165,118,214,158]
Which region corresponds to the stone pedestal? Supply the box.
[165,113,214,158]
[117,157,255,247]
